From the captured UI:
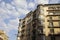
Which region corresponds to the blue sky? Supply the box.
[0,0,60,40]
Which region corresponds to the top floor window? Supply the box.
[49,13,53,15]
[49,12,60,15]
[48,7,60,10]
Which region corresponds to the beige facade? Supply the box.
[18,4,60,40]
[0,30,8,40]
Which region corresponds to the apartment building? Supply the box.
[17,3,60,40]
[17,11,33,40]
[0,30,8,40]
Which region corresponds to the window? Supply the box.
[50,29,54,33]
[57,7,60,9]
[49,12,60,15]
[37,29,43,34]
[51,36,55,40]
[49,22,53,27]
[55,13,60,15]
[27,18,31,23]
[58,16,60,26]
[27,16,32,24]
[48,7,55,9]
[32,27,36,40]
[52,16,58,20]
[22,25,25,28]
[49,13,53,15]
[32,31,36,40]
[33,13,36,17]
[50,16,52,20]
[53,22,59,27]
[43,36,45,40]
[23,21,25,24]
[41,21,44,25]
[49,17,53,27]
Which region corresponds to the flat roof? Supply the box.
[37,3,60,7]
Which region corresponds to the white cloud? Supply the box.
[0,17,19,34]
[0,2,18,33]
[49,0,60,4]
[18,8,30,14]
[0,8,6,13]
[34,0,48,4]
[0,17,7,27]
[13,0,27,9]
[28,2,35,8]
[6,3,15,10]
[0,0,30,32]
[0,17,9,34]
[7,22,18,30]
[9,18,19,27]
[0,0,1,1]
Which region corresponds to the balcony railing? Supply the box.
[22,21,25,25]
[47,7,60,11]
[27,18,32,24]
[37,22,44,27]
[48,25,60,28]
[47,9,60,11]
[47,15,60,17]
[21,29,25,33]
[20,34,24,37]
[21,25,25,28]
[49,34,60,36]
[33,17,38,21]
[49,32,60,36]
[48,20,60,22]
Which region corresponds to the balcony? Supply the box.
[32,22,36,26]
[47,16,60,20]
[48,7,60,11]
[49,32,60,36]
[27,18,32,24]
[21,25,25,28]
[21,29,25,33]
[36,29,44,35]
[32,35,36,40]
[38,24,43,27]
[37,22,44,27]
[17,33,21,37]
[37,33,44,35]
[48,20,60,22]
[47,15,60,17]
[47,13,60,17]
[20,34,24,37]
[49,28,60,35]
[47,9,60,11]
[22,21,25,25]
[48,26,60,28]
[33,13,38,21]
[49,33,60,36]
[33,17,38,21]
[27,32,30,36]
[17,34,20,37]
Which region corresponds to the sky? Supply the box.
[0,0,60,40]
